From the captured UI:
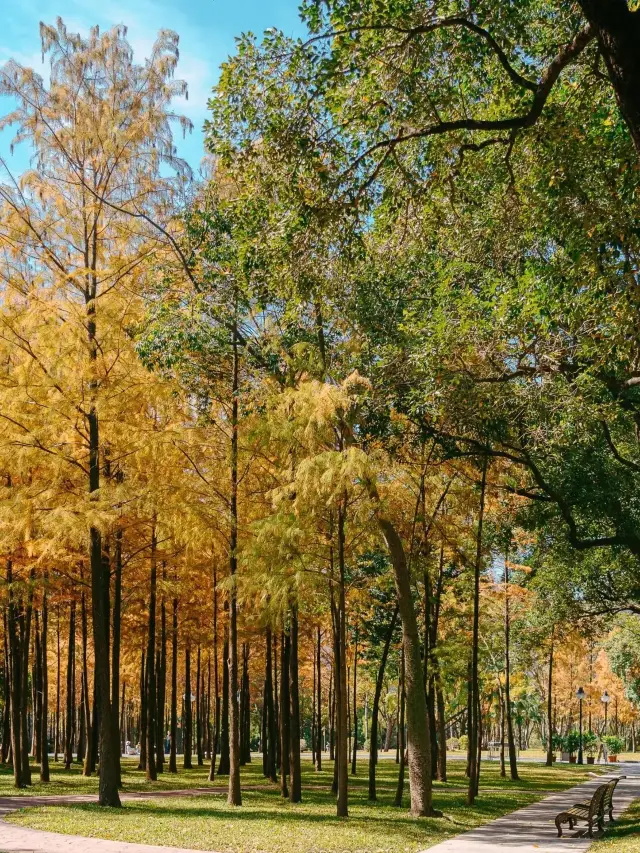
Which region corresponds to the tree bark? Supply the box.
[467,456,487,806]
[368,606,398,801]
[184,644,192,770]
[264,627,277,782]
[288,606,302,802]
[279,628,290,798]
[209,567,219,782]
[336,507,348,817]
[169,596,178,773]
[227,307,242,807]
[394,651,406,807]
[546,632,554,767]
[217,624,230,775]
[64,600,76,770]
[146,523,157,781]
[40,583,50,782]
[504,547,519,781]
[315,625,322,770]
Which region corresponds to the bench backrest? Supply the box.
[588,784,609,819]
[603,776,625,812]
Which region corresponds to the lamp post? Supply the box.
[601,690,610,734]
[576,687,586,765]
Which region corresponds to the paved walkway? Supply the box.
[423,763,640,853]
[0,765,637,853]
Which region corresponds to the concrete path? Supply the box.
[423,763,640,853]
[0,765,637,853]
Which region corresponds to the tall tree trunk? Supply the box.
[546,632,554,767]
[196,646,203,766]
[20,570,34,785]
[217,623,230,776]
[209,567,219,781]
[156,568,166,774]
[503,547,519,781]
[1,612,11,765]
[55,606,61,762]
[227,307,242,807]
[279,628,290,798]
[315,626,322,771]
[467,456,487,806]
[81,589,92,777]
[146,522,157,781]
[7,560,25,787]
[368,606,398,801]
[375,516,435,817]
[112,528,123,784]
[436,682,447,782]
[87,284,120,805]
[40,583,50,782]
[184,644,192,770]
[351,628,358,775]
[32,610,42,763]
[394,651,406,807]
[64,600,76,770]
[336,507,349,817]
[138,649,146,771]
[289,606,302,802]
[169,596,178,773]
[264,627,277,783]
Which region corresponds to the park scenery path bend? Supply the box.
[423,763,640,853]
[0,766,637,853]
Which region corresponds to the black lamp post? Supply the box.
[576,687,586,765]
[601,690,610,734]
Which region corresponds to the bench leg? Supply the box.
[609,807,615,822]
[555,816,564,838]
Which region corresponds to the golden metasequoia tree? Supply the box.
[0,20,191,806]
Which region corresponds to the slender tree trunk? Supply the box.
[55,606,60,762]
[436,682,447,782]
[40,583,50,782]
[196,645,203,766]
[467,456,487,806]
[184,644,192,770]
[169,597,178,773]
[368,606,398,801]
[87,283,120,805]
[336,507,349,817]
[81,589,92,777]
[156,568,166,774]
[217,623,230,776]
[227,308,242,807]
[289,606,301,802]
[112,528,123,784]
[376,516,435,817]
[146,522,157,781]
[1,613,11,765]
[316,625,322,770]
[7,560,24,788]
[394,651,406,807]
[209,567,219,782]
[546,632,554,767]
[64,600,76,770]
[20,570,34,785]
[264,627,277,783]
[138,649,146,771]
[504,546,519,781]
[279,628,290,799]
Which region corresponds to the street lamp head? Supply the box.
[601,690,610,704]
[576,687,586,700]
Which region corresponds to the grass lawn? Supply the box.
[2,756,606,853]
[593,799,640,852]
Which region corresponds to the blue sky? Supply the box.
[1,0,305,173]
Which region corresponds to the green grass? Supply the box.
[593,799,640,853]
[2,757,606,853]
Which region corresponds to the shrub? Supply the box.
[564,731,581,755]
[603,735,624,755]
[459,735,469,753]
[582,731,599,756]
[446,737,460,752]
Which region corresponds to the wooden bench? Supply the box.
[575,776,625,823]
[555,783,608,837]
